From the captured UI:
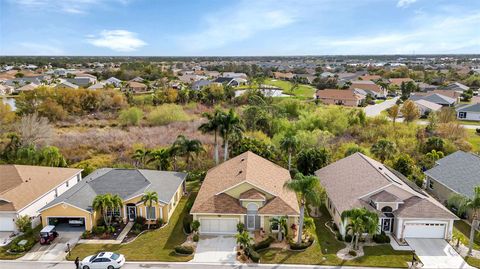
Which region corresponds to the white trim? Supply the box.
[126,205,137,221]
[357,184,392,200]
[239,198,265,202]
[39,201,91,214]
[17,171,83,213]
[192,213,245,216]
[198,217,239,235]
[215,180,276,197]
[145,206,156,220]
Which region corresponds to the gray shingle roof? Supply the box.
[40,168,186,212]
[410,93,456,106]
[425,151,480,198]
[457,103,480,113]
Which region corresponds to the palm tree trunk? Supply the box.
[355,232,360,250]
[469,217,477,256]
[224,138,229,161]
[288,152,292,171]
[214,131,219,165]
[297,203,305,244]
[350,232,355,248]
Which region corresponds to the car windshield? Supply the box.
[89,254,98,262]
[110,253,120,260]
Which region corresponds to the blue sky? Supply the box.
[0,0,479,56]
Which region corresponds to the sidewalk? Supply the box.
[77,221,133,244]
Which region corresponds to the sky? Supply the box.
[0,0,479,56]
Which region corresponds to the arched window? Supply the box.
[381,206,393,213]
[246,203,259,212]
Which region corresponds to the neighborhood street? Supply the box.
[0,261,404,269]
[364,97,399,117]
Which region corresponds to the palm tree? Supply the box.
[235,230,252,249]
[284,173,322,244]
[447,186,480,256]
[370,139,397,163]
[387,105,400,126]
[172,135,205,169]
[132,148,150,168]
[270,216,288,241]
[141,191,159,229]
[218,109,244,161]
[425,149,444,161]
[198,109,222,165]
[92,194,123,227]
[341,208,379,250]
[147,148,171,170]
[280,133,299,171]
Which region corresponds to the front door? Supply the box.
[127,206,136,221]
[247,215,255,230]
[382,218,392,233]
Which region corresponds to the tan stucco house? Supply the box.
[190,151,300,235]
[39,169,186,231]
[316,153,458,241]
[0,165,82,232]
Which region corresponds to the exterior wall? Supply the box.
[123,195,166,224]
[193,214,243,223]
[223,182,273,200]
[395,218,454,240]
[425,176,454,205]
[262,215,297,235]
[40,203,93,230]
[325,196,345,235]
[317,98,360,107]
[241,200,264,208]
[457,111,480,121]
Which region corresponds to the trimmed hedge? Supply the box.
[193,234,199,242]
[252,236,275,251]
[174,245,194,255]
[373,232,391,244]
[289,238,314,250]
[245,247,260,263]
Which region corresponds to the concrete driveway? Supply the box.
[20,229,82,261]
[406,238,474,269]
[364,96,399,117]
[192,235,237,264]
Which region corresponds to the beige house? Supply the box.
[316,89,365,107]
[39,169,186,231]
[316,153,457,241]
[0,165,82,232]
[191,151,299,235]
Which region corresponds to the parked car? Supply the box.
[80,252,125,269]
[39,225,58,245]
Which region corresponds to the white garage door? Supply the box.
[403,222,446,238]
[199,218,238,235]
[0,216,15,231]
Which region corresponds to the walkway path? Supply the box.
[77,221,133,244]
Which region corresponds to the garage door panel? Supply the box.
[404,222,446,238]
[199,218,237,235]
[0,216,15,231]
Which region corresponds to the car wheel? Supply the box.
[107,266,114,269]
[82,266,90,269]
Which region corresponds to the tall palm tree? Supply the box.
[147,148,171,170]
[218,109,244,161]
[280,133,299,171]
[447,186,480,256]
[172,135,205,169]
[198,109,222,165]
[132,148,150,168]
[341,208,379,250]
[284,173,322,244]
[141,191,159,229]
[235,230,252,249]
[92,194,123,227]
[370,139,397,163]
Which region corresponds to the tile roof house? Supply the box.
[409,93,456,107]
[350,80,386,97]
[457,103,480,121]
[191,151,299,235]
[389,78,414,87]
[191,79,212,91]
[316,89,365,107]
[316,153,457,241]
[425,151,480,210]
[0,165,82,232]
[40,169,186,231]
[414,99,442,116]
[212,77,240,87]
[126,81,148,93]
[55,80,79,90]
[442,82,470,93]
[105,77,122,87]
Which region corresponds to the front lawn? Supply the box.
[259,207,412,267]
[68,192,196,262]
[453,220,480,251]
[263,79,316,99]
[467,129,480,153]
[0,225,42,260]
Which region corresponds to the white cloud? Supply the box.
[397,0,417,8]
[87,30,147,52]
[177,0,300,51]
[10,0,127,14]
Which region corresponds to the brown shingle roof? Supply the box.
[395,196,457,219]
[191,151,299,215]
[239,188,266,200]
[389,78,414,86]
[350,80,383,93]
[316,89,361,101]
[0,165,82,212]
[370,190,402,203]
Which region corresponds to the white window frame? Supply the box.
[459,112,467,119]
[146,206,156,220]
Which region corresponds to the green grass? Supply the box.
[453,220,480,251]
[465,256,480,268]
[68,192,196,262]
[467,129,480,153]
[263,79,316,99]
[259,207,412,267]
[0,225,42,260]
[459,120,480,126]
[375,100,385,104]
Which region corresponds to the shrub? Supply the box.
[118,107,143,126]
[289,238,314,250]
[15,215,32,233]
[92,226,106,235]
[147,104,190,126]
[156,218,164,228]
[373,232,391,244]
[134,216,146,226]
[237,222,245,233]
[183,221,192,234]
[133,223,143,231]
[191,220,200,232]
[81,231,92,239]
[476,128,480,135]
[344,234,353,243]
[193,234,199,242]
[245,247,260,263]
[253,236,275,251]
[348,250,357,256]
[174,245,194,255]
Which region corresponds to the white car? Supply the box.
[80,252,125,269]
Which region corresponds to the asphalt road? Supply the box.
[0,261,403,269]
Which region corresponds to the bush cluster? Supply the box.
[373,232,391,244]
[244,247,260,263]
[147,104,190,126]
[252,236,275,251]
[289,238,314,250]
[174,245,194,255]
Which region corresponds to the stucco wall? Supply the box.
[395,218,454,240]
[426,176,454,205]
[41,203,93,230]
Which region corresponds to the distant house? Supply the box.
[417,82,438,92]
[295,74,316,84]
[409,93,456,107]
[0,84,14,95]
[320,72,335,78]
[127,81,148,93]
[442,82,469,93]
[15,83,38,93]
[178,74,207,83]
[191,79,212,91]
[223,72,248,80]
[389,78,414,87]
[204,71,221,78]
[350,80,385,97]
[55,81,79,90]
[273,72,295,80]
[212,77,240,87]
[130,76,145,83]
[87,82,105,90]
[360,74,382,81]
[456,103,480,121]
[425,151,480,210]
[414,99,442,117]
[105,77,122,87]
[413,90,461,101]
[316,89,365,107]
